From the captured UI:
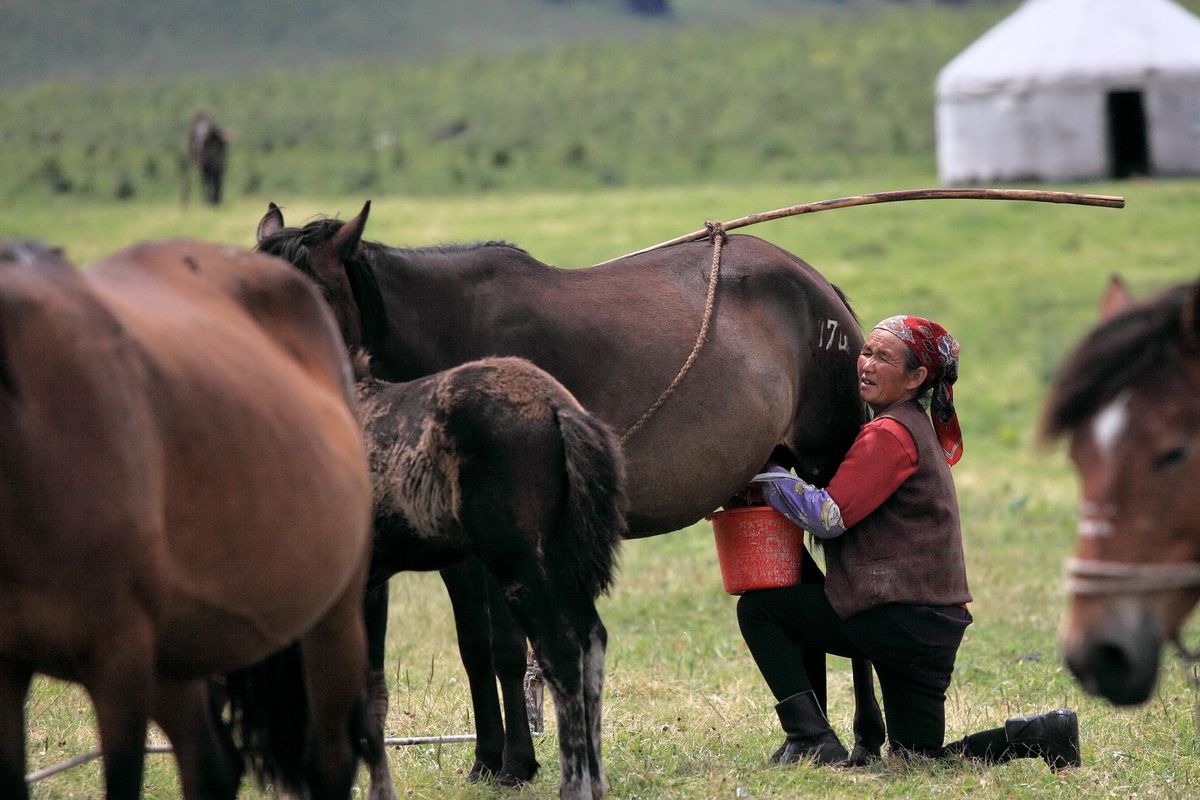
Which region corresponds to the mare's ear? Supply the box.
[1180,278,1200,354]
[257,202,285,243]
[330,201,371,260]
[1099,274,1133,320]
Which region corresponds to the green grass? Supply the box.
[11,175,1200,799]
[0,2,1013,202]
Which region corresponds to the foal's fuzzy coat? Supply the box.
[353,353,625,800]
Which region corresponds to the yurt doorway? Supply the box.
[1107,91,1150,178]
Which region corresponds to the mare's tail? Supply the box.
[552,404,627,600]
[226,642,311,796]
[225,642,381,797]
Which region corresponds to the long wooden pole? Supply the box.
[25,736,487,784]
[594,187,1125,266]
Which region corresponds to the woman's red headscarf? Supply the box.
[873,315,963,465]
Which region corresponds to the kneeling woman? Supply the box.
[737,315,1079,769]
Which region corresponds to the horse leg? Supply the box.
[849,658,885,765]
[441,561,539,785]
[363,581,399,800]
[86,622,156,800]
[496,580,599,800]
[300,586,378,800]
[153,678,242,800]
[439,562,504,779]
[576,605,608,799]
[484,577,542,786]
[0,660,32,800]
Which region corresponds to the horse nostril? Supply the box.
[1071,639,1159,706]
[1091,642,1133,681]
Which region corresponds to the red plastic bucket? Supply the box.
[707,505,805,595]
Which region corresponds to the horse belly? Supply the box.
[620,352,797,536]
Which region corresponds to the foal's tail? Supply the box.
[225,642,380,797]
[553,403,627,600]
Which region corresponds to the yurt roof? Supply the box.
[937,0,1200,99]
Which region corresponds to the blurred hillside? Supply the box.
[2,0,949,89]
[7,0,1198,202]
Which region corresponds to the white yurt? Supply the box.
[936,0,1200,184]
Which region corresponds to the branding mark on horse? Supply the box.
[819,319,851,353]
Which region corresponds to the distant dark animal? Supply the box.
[353,353,625,800]
[1047,275,1200,706]
[189,112,228,205]
[627,0,671,16]
[0,239,377,800]
[255,201,887,782]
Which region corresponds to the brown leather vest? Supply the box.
[822,399,972,619]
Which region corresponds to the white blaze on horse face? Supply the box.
[1091,390,1132,460]
[1076,391,1132,539]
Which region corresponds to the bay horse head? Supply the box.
[257,201,384,351]
[1045,274,1200,705]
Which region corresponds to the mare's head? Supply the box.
[1045,275,1200,704]
[256,201,385,350]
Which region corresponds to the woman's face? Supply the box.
[858,329,927,412]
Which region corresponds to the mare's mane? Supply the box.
[256,217,526,347]
[1044,282,1193,439]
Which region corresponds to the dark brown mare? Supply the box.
[1045,275,1200,705]
[353,353,624,800]
[255,201,886,786]
[0,239,378,799]
[189,112,228,205]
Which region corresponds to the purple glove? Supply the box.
[750,467,846,539]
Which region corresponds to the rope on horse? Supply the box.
[620,221,726,445]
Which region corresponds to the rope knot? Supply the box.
[704,219,726,244]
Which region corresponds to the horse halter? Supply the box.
[1065,558,1200,661]
[1064,558,1200,596]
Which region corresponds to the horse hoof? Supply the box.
[846,744,881,768]
[467,760,498,783]
[496,772,534,789]
[496,765,538,788]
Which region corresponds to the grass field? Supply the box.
[8,174,1200,799]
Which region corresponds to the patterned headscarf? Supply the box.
[873,315,963,465]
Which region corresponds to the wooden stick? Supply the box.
[25,736,494,784]
[594,187,1125,266]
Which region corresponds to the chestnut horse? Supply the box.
[1046,275,1200,705]
[255,201,886,791]
[0,239,377,799]
[355,354,624,800]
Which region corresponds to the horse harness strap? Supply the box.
[1064,557,1200,595]
[620,221,726,446]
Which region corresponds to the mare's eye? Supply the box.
[1154,443,1191,472]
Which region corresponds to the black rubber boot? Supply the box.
[769,690,849,766]
[1004,709,1081,770]
[949,709,1081,771]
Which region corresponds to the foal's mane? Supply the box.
[256,218,527,347]
[1043,282,1193,439]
